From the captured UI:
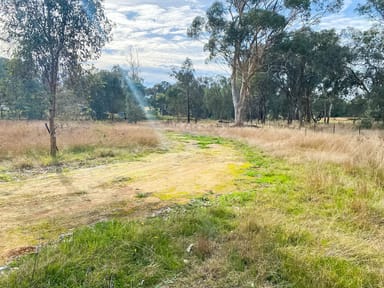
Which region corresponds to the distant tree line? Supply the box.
[0,59,146,122]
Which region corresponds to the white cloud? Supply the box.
[96,0,375,86]
[340,0,354,13]
[318,12,375,32]
[94,1,216,85]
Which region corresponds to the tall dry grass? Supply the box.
[0,120,159,160]
[164,122,384,182]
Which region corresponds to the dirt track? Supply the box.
[0,137,246,264]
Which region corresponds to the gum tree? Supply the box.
[358,0,384,22]
[188,0,343,125]
[0,0,111,156]
[171,58,195,123]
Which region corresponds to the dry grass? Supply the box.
[164,122,384,183]
[0,120,160,160]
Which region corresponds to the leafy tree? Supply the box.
[248,71,278,123]
[171,58,195,123]
[190,78,206,122]
[166,85,185,120]
[358,0,384,22]
[312,31,352,123]
[347,27,384,121]
[345,95,369,118]
[268,28,351,124]
[0,57,47,119]
[147,81,172,117]
[125,79,146,123]
[203,76,233,120]
[0,0,111,156]
[88,69,126,120]
[188,0,343,126]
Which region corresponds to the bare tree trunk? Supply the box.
[305,90,312,123]
[231,73,241,126]
[323,100,327,124]
[234,101,245,126]
[187,86,190,124]
[327,102,332,124]
[287,91,293,125]
[48,64,58,158]
[232,75,248,126]
[49,91,57,157]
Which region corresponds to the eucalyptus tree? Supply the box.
[358,0,384,22]
[147,81,172,116]
[166,85,185,120]
[347,28,384,121]
[248,70,278,123]
[268,28,320,123]
[188,0,343,125]
[203,76,233,120]
[268,28,350,124]
[171,58,195,123]
[88,68,126,120]
[190,77,207,122]
[4,58,47,119]
[353,1,384,122]
[313,30,352,123]
[0,0,111,156]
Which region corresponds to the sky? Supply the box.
[95,0,220,86]
[95,0,375,86]
[0,0,376,86]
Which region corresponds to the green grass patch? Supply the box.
[176,133,226,149]
[0,202,238,288]
[0,173,12,182]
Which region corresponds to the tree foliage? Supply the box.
[0,0,111,156]
[267,28,351,124]
[171,58,196,123]
[347,27,384,121]
[358,0,384,22]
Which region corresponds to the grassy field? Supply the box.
[0,121,160,181]
[0,121,383,287]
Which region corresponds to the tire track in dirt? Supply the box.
[0,138,247,264]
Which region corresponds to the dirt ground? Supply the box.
[0,137,247,265]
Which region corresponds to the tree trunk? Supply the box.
[48,69,58,158]
[187,86,190,124]
[49,97,57,157]
[305,90,312,123]
[287,91,293,125]
[323,100,327,124]
[234,100,245,126]
[327,102,332,124]
[231,74,248,126]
